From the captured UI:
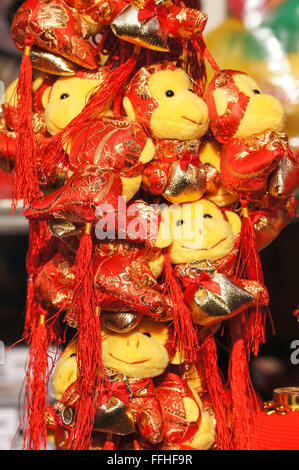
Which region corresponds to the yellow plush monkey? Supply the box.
[123,63,210,204]
[34,69,156,201]
[155,198,241,264]
[50,317,215,450]
[155,198,268,326]
[41,70,113,136]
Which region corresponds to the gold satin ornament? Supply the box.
[164,160,207,204]
[30,47,77,76]
[111,3,169,52]
[47,219,80,238]
[101,311,142,333]
[93,396,135,435]
[184,260,253,326]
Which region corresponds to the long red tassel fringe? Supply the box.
[228,338,259,450]
[227,198,267,450]
[22,310,49,450]
[68,224,107,450]
[24,220,53,337]
[12,34,40,211]
[237,198,267,356]
[163,252,199,364]
[201,335,232,450]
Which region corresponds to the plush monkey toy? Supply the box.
[47,317,215,450]
[47,318,174,449]
[0,69,118,192]
[155,198,269,326]
[205,70,299,201]
[23,68,156,207]
[123,62,210,204]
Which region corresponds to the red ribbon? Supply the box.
[182,271,222,303]
[99,379,131,407]
[138,0,169,23]
[99,377,153,407]
[180,150,200,171]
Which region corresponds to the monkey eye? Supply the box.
[176,219,184,226]
[165,90,174,97]
[189,89,195,93]
[253,89,261,95]
[143,332,151,337]
[203,214,213,219]
[60,93,69,100]
[70,353,76,358]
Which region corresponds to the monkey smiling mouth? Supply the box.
[108,353,149,365]
[182,116,201,125]
[183,237,227,251]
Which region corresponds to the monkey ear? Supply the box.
[4,79,18,107]
[32,73,46,93]
[170,344,185,365]
[123,96,136,120]
[155,220,173,249]
[225,209,242,236]
[41,86,52,109]
[213,88,228,117]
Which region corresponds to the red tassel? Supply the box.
[24,220,43,337]
[163,252,199,363]
[237,198,266,356]
[40,54,139,179]
[12,34,40,211]
[201,335,232,450]
[229,201,264,449]
[182,39,207,95]
[22,311,49,450]
[24,220,53,338]
[20,219,59,450]
[228,338,259,450]
[68,223,105,450]
[196,34,220,73]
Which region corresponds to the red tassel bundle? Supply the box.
[22,311,49,450]
[68,223,106,450]
[163,252,199,364]
[24,220,52,338]
[201,335,232,450]
[228,338,259,450]
[227,199,266,450]
[12,34,40,211]
[237,198,267,356]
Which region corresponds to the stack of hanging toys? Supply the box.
[1,0,299,451]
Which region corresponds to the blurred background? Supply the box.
[0,0,298,450]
